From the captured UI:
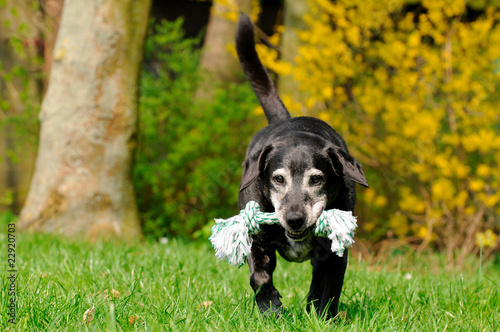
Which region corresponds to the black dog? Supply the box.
[235,13,369,319]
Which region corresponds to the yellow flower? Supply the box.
[431,178,455,201]
[399,187,426,214]
[469,179,484,192]
[475,229,498,248]
[374,195,388,208]
[389,213,409,237]
[484,195,499,208]
[253,106,264,116]
[416,226,431,240]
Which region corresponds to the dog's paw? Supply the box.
[256,293,283,318]
[258,301,282,318]
[254,286,282,317]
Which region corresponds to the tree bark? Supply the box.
[19,0,151,240]
[195,0,251,99]
[42,0,65,94]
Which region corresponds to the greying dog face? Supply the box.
[261,144,341,242]
[240,137,368,243]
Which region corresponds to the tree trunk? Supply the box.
[195,0,251,99]
[42,0,65,94]
[19,0,151,240]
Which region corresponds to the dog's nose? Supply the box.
[286,210,306,230]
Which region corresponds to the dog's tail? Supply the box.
[236,13,291,125]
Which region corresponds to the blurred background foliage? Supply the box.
[135,19,263,238]
[0,0,499,264]
[255,0,500,265]
[0,0,42,217]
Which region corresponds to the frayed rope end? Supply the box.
[315,209,357,257]
[209,216,252,266]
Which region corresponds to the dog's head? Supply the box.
[240,137,368,241]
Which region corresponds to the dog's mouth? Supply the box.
[285,228,311,242]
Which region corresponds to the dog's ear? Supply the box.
[325,146,369,188]
[239,145,273,192]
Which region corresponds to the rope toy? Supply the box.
[209,201,357,266]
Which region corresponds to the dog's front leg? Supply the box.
[307,238,348,319]
[248,241,282,316]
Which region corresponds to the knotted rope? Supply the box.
[209,201,357,266]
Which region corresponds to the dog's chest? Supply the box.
[277,237,314,263]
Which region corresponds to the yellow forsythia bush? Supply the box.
[260,0,500,260]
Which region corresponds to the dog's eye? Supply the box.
[310,175,324,185]
[273,175,285,184]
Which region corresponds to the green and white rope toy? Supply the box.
[209,201,357,266]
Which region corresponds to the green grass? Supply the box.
[1,232,499,331]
